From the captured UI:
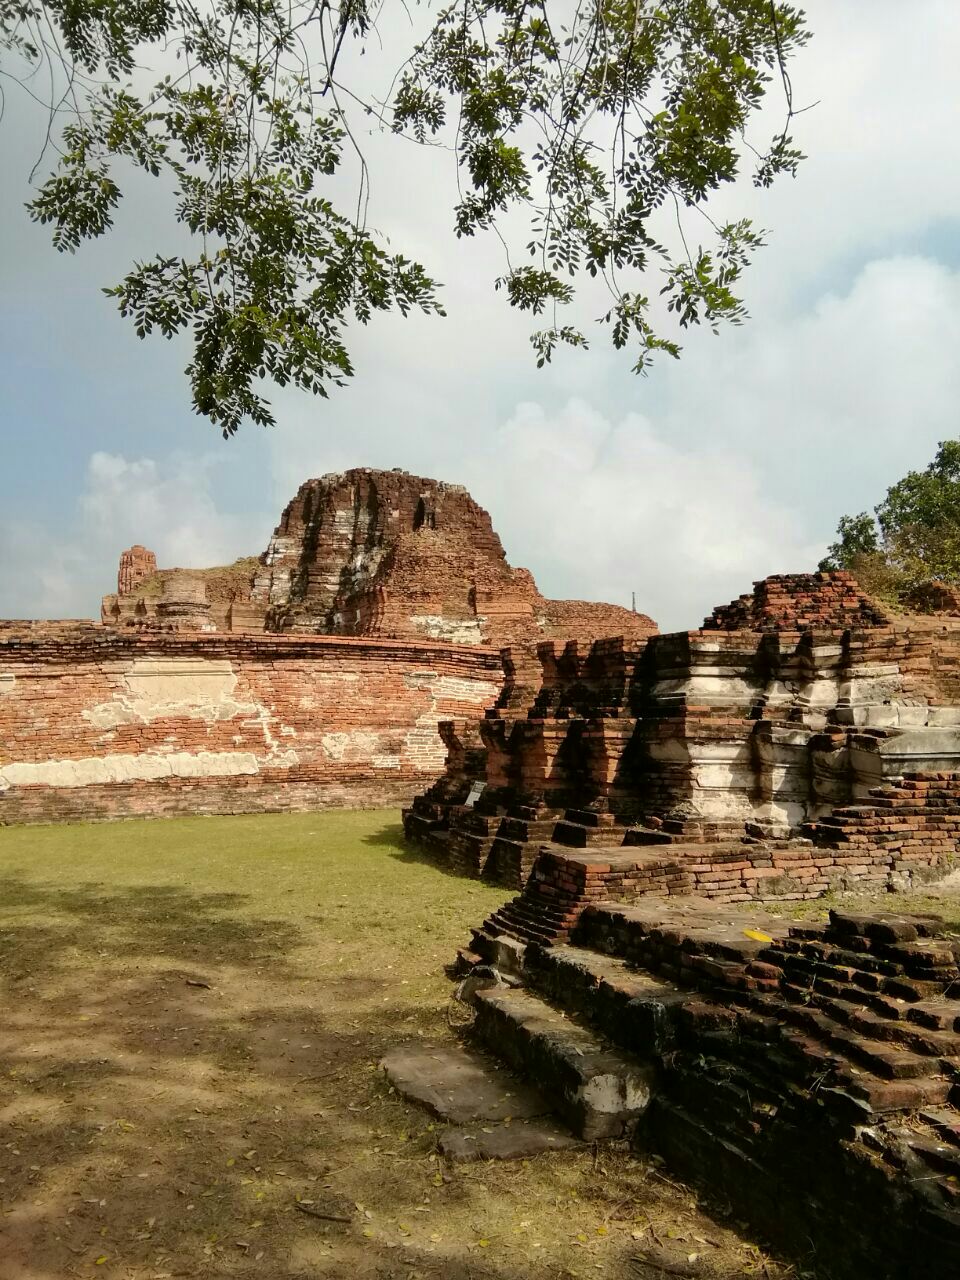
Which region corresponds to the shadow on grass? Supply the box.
[0,874,560,1280]
[361,821,476,885]
[368,825,506,894]
[0,872,303,977]
[360,820,407,851]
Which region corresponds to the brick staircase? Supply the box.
[458,897,960,1279]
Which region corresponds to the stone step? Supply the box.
[468,928,527,976]
[803,991,960,1058]
[484,896,577,946]
[920,1107,960,1148]
[564,809,616,828]
[888,1123,960,1181]
[572,900,790,966]
[552,820,624,849]
[379,1043,582,1163]
[623,826,676,846]
[522,942,688,1056]
[909,1000,960,1034]
[758,990,944,1080]
[471,986,653,1141]
[402,811,441,842]
[498,816,558,842]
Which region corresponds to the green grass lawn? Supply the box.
[0,811,788,1280]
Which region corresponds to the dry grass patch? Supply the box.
[0,810,791,1279]
[762,874,960,936]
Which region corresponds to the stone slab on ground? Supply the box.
[380,1044,552,1125]
[472,987,653,1140]
[439,1118,582,1162]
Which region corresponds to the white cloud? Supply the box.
[0,452,270,618]
[5,252,960,633]
[79,451,264,568]
[657,256,960,525]
[256,253,960,632]
[458,399,821,631]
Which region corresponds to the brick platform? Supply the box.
[405,584,960,902]
[459,894,960,1279]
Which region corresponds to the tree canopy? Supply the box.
[2,0,809,434]
[821,441,960,600]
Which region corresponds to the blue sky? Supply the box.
[2,1,960,630]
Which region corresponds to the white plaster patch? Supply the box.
[0,672,14,696]
[321,732,348,760]
[83,658,257,729]
[80,657,294,760]
[404,673,501,704]
[410,615,485,645]
[321,730,384,762]
[0,749,287,788]
[581,1070,651,1115]
[402,674,500,772]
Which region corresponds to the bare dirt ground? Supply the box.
[0,811,804,1280]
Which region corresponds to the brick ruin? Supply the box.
[116,544,157,595]
[402,570,960,1278]
[405,571,960,903]
[455,894,960,1280]
[7,467,960,1271]
[102,468,657,653]
[0,623,503,824]
[4,468,654,825]
[102,560,265,632]
[254,469,656,649]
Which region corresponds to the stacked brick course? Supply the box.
[703,570,891,631]
[473,771,959,950]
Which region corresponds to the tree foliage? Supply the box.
[820,441,960,598]
[2,0,809,434]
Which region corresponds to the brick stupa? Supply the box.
[103,468,658,653]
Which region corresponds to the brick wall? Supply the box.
[0,622,502,824]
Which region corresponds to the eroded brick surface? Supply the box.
[406,600,960,904]
[464,895,960,1279]
[0,623,501,823]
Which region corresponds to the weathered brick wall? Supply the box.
[0,622,502,824]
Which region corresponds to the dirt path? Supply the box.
[0,810,794,1279]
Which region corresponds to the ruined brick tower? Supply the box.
[102,468,656,648]
[251,468,657,649]
[116,545,157,595]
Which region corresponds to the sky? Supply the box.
[2,1,960,631]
